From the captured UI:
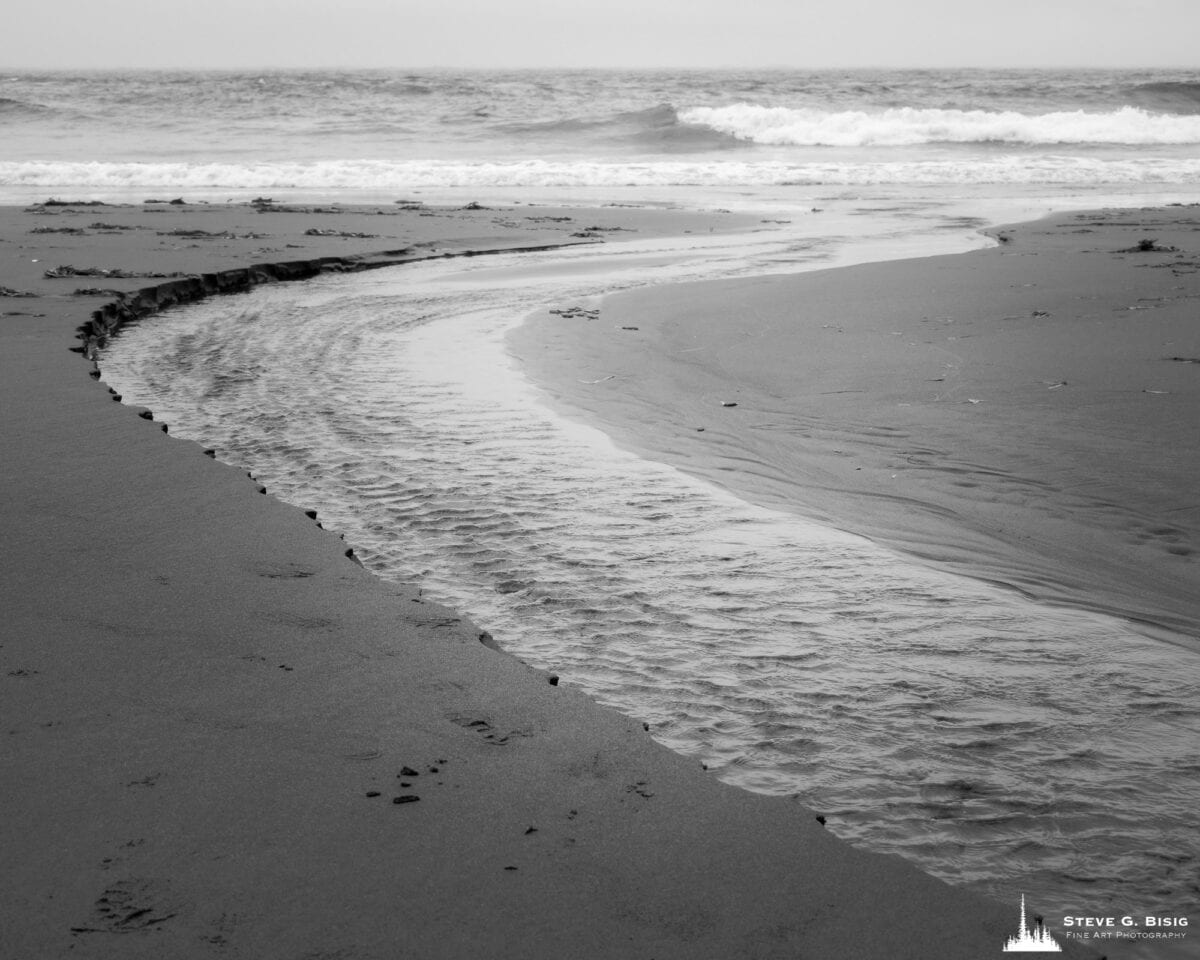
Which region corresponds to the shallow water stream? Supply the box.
[100,202,1200,952]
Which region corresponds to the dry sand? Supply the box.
[0,198,1076,959]
[513,205,1200,645]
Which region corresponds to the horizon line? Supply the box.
[4,63,1200,73]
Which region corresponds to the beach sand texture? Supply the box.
[514,206,1200,644]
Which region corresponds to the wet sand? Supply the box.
[0,198,1067,959]
[513,205,1200,644]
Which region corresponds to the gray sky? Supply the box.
[3,0,1197,70]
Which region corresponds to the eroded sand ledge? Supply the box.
[1,200,1090,959]
[74,237,595,361]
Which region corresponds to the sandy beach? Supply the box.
[0,198,1094,959]
[513,205,1200,645]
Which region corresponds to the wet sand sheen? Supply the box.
[512,207,1200,643]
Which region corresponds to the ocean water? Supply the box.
[22,69,1200,956]
[3,67,1200,198]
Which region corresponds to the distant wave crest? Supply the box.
[1124,81,1200,115]
[0,96,52,119]
[501,102,743,152]
[679,104,1200,146]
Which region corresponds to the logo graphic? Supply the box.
[1003,895,1062,953]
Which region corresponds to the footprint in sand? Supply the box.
[448,714,530,746]
[71,878,178,935]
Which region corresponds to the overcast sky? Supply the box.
[3,0,1197,70]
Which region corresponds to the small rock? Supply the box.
[393,795,420,804]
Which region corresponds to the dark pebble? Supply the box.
[393,795,420,804]
[400,766,420,777]
[548,675,559,686]
[816,815,827,826]
[365,791,381,798]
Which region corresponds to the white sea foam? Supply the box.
[680,104,1200,146]
[4,155,1200,192]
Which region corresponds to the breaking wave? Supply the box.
[501,103,744,152]
[680,103,1200,146]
